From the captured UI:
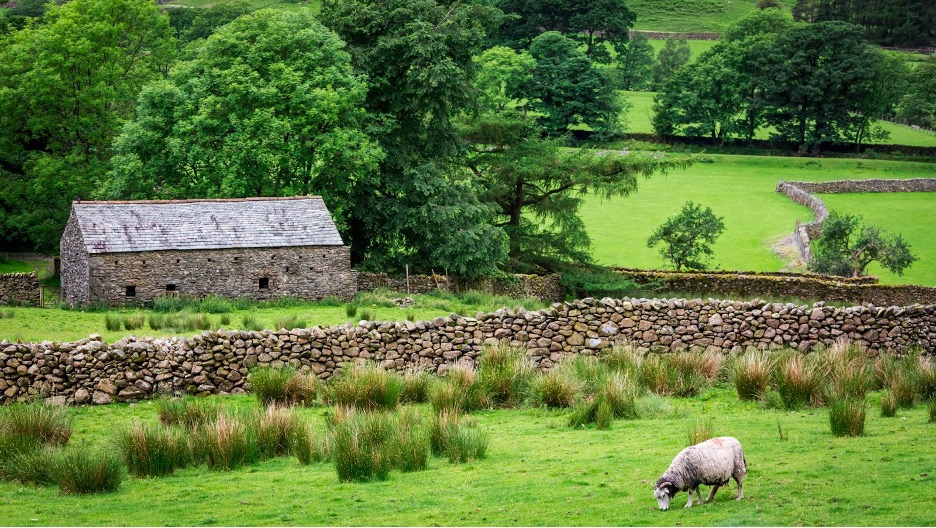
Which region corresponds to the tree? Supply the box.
[473,46,536,113]
[810,212,916,278]
[0,0,174,251]
[170,0,253,44]
[494,0,636,63]
[647,202,725,271]
[107,9,382,239]
[651,38,690,90]
[614,32,655,91]
[758,21,891,153]
[896,56,936,129]
[321,0,508,277]
[522,32,623,138]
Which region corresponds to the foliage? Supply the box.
[321,0,507,277]
[51,448,124,494]
[896,56,936,129]
[614,32,656,91]
[117,422,189,478]
[651,38,690,90]
[558,264,644,299]
[494,0,636,63]
[0,0,174,251]
[107,8,382,249]
[254,405,304,459]
[171,0,253,44]
[522,32,622,137]
[810,211,917,278]
[531,369,580,408]
[792,0,935,47]
[647,201,725,271]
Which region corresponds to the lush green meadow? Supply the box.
[629,0,789,32]
[622,91,936,148]
[0,291,547,344]
[1,386,933,526]
[582,155,936,285]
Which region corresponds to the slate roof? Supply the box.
[71,197,344,254]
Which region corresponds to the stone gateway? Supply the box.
[60,197,356,306]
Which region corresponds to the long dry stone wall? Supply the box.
[618,269,936,307]
[357,272,565,302]
[1,297,933,404]
[0,273,40,306]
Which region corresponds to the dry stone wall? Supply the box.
[0,273,40,306]
[357,272,565,302]
[1,297,933,404]
[618,268,936,306]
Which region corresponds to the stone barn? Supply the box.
[60,197,357,306]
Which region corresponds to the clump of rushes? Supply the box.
[928,398,936,423]
[123,313,146,330]
[104,313,122,331]
[197,413,260,470]
[915,356,936,401]
[290,423,327,465]
[828,396,866,437]
[219,314,232,326]
[687,418,715,446]
[286,371,320,406]
[51,448,124,494]
[148,313,167,331]
[329,407,395,482]
[881,391,897,417]
[567,373,639,429]
[601,342,642,378]
[820,340,873,401]
[241,314,264,332]
[272,314,307,331]
[668,351,712,397]
[0,402,72,446]
[254,405,304,460]
[399,369,432,404]
[249,366,296,406]
[637,354,673,396]
[327,362,404,411]
[774,353,821,409]
[156,396,223,429]
[193,313,212,331]
[1,444,56,485]
[531,369,580,409]
[730,350,774,401]
[390,407,430,473]
[475,343,536,408]
[429,411,488,463]
[429,362,488,413]
[345,303,358,318]
[117,422,188,478]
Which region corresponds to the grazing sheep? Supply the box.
[652,436,746,510]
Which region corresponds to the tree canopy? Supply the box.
[810,212,917,278]
[647,202,725,271]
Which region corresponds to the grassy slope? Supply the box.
[623,91,936,147]
[629,0,791,32]
[1,387,934,526]
[582,155,936,285]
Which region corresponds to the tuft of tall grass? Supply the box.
[196,414,260,470]
[774,353,821,409]
[104,313,122,331]
[390,407,430,473]
[219,314,232,326]
[327,363,404,411]
[148,313,167,331]
[123,313,146,330]
[51,448,124,494]
[254,405,303,460]
[1,444,56,485]
[116,422,188,478]
[0,402,72,446]
[475,343,536,408]
[730,351,774,401]
[329,408,395,482]
[829,397,866,437]
[530,369,580,408]
[241,315,264,332]
[928,399,936,423]
[429,411,488,463]
[916,356,936,401]
[286,371,320,406]
[637,354,673,395]
[156,396,223,429]
[881,391,897,417]
[345,303,358,318]
[668,351,713,397]
[249,366,296,406]
[429,363,488,413]
[193,313,212,331]
[359,309,374,321]
[272,314,308,331]
[687,418,714,446]
[399,369,432,404]
[819,341,873,401]
[290,423,327,465]
[602,343,642,378]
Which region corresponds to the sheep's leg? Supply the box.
[685,488,696,508]
[695,487,703,504]
[705,484,720,503]
[734,476,744,500]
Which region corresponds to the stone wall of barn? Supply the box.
[60,210,90,306]
[2,297,933,404]
[82,246,356,306]
[0,273,40,306]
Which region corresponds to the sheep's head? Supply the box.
[653,482,674,510]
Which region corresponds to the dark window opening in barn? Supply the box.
[208,258,212,262]
[166,284,176,292]
[176,259,181,263]
[115,260,119,265]
[125,285,136,297]
[142,260,146,265]
[285,266,289,272]
[233,257,239,261]
[271,255,276,260]
[259,277,270,290]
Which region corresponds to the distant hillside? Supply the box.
[629,0,791,33]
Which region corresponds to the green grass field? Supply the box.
[1,386,933,526]
[582,155,936,285]
[622,91,936,148]
[0,291,547,344]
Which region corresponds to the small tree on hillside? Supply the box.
[809,212,917,278]
[647,202,725,271]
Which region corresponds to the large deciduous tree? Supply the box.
[810,212,916,278]
[614,32,655,91]
[0,0,174,251]
[651,37,690,90]
[107,9,382,239]
[522,32,623,138]
[896,56,936,129]
[494,0,636,63]
[321,0,508,277]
